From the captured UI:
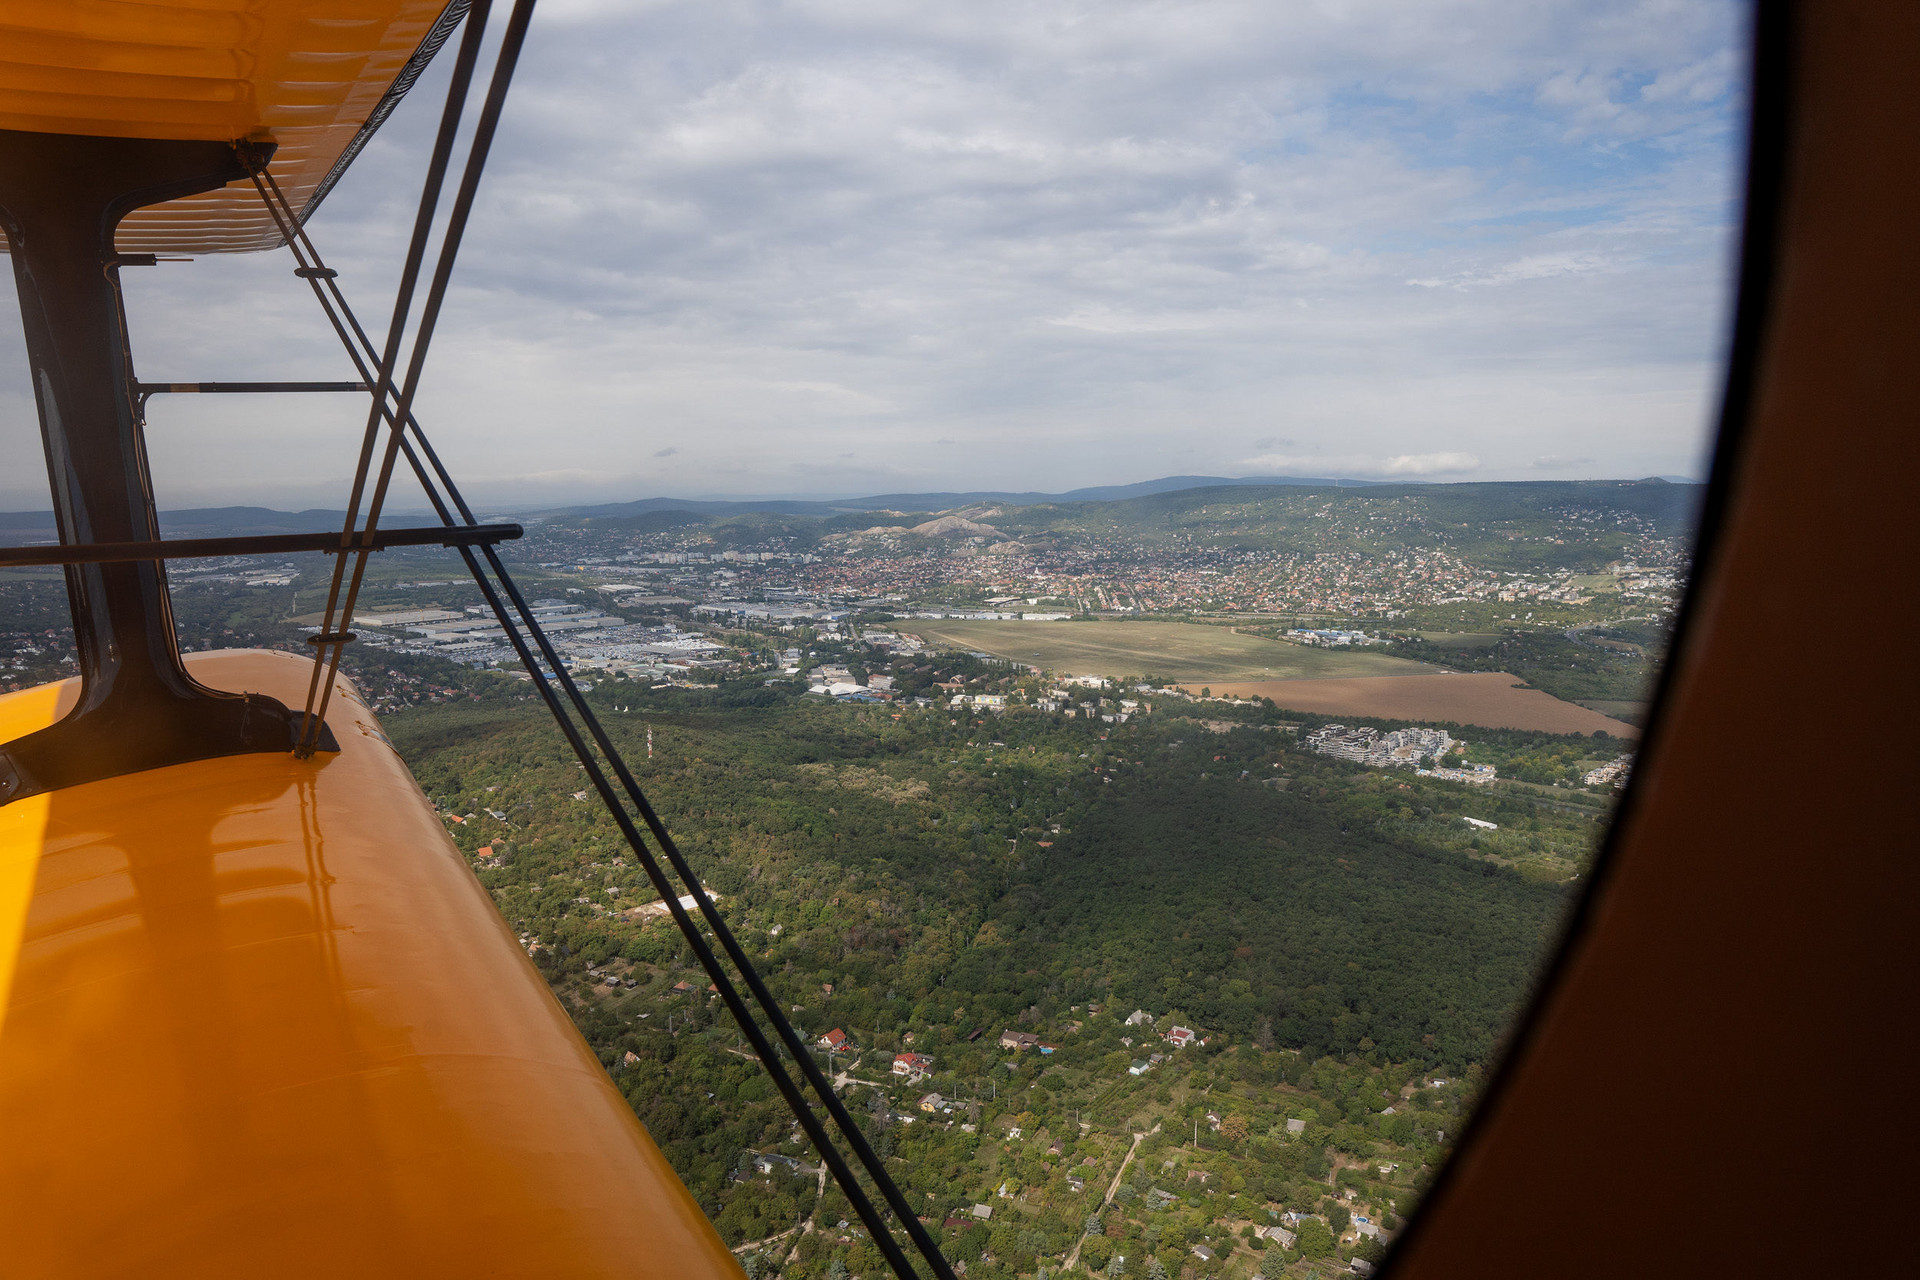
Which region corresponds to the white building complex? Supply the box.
[1304,723,1453,768]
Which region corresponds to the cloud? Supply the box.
[1234,451,1482,478]
[1046,309,1229,334]
[1378,452,1482,476]
[1407,250,1615,291]
[0,0,1746,509]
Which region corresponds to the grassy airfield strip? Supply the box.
[908,619,1429,683]
[911,620,1636,734]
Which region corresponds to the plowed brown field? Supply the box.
[1195,671,1639,737]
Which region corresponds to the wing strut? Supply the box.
[0,130,332,805]
[243,7,958,1277]
[0,522,520,569]
[290,0,503,757]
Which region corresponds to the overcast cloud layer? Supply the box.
[0,0,1746,511]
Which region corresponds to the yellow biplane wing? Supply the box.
[0,5,749,1275]
[0,653,740,1276]
[0,0,459,252]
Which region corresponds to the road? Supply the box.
[732,1222,804,1257]
[1062,1124,1159,1272]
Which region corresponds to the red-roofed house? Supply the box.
[819,1028,849,1051]
[893,1052,934,1076]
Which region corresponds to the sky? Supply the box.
[0,0,1749,512]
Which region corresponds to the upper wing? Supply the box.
[0,0,463,253]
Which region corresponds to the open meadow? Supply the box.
[1202,672,1641,737]
[907,619,1429,683]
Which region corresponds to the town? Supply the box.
[4,482,1690,704]
[502,504,1689,636]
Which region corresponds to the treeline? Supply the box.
[987,480,1700,570]
[1385,628,1659,707]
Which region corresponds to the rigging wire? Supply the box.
[296,0,496,754]
[299,0,541,753]
[254,170,953,1280]
[246,35,957,1280]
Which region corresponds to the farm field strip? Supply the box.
[909,620,1430,683]
[1199,672,1640,737]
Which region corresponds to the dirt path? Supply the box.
[733,1223,804,1256]
[778,1171,829,1264]
[1063,1124,1159,1271]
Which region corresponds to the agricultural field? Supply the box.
[1202,673,1640,738]
[908,620,1429,684]
[1384,627,1663,726]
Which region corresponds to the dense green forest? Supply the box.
[376,661,1601,1278]
[392,680,1580,1067]
[1003,780,1561,1065]
[1384,626,1664,714]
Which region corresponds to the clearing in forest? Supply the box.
[909,620,1428,683]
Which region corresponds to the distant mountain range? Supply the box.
[538,473,1383,521]
[0,474,1701,543]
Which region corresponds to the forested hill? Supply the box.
[541,477,1701,572]
[979,480,1701,569]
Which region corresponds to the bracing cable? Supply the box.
[300,0,542,751]
[249,83,957,1280]
[297,0,495,752]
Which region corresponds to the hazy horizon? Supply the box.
[0,468,1706,522]
[1,1,1746,512]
